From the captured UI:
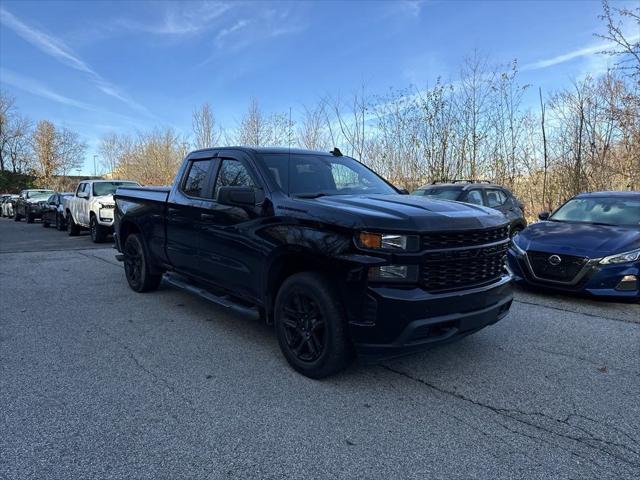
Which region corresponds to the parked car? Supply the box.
[1,194,18,218]
[65,180,140,242]
[113,147,513,378]
[41,192,73,230]
[14,189,55,223]
[508,191,640,299]
[411,180,527,236]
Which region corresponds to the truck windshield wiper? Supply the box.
[293,192,331,199]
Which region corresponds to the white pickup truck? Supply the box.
[64,180,139,242]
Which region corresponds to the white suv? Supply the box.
[64,180,140,242]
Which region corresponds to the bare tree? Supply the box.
[298,102,329,150]
[1,92,32,173]
[31,120,85,187]
[192,102,221,149]
[236,97,269,147]
[596,0,640,79]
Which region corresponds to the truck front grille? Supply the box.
[421,225,509,249]
[527,251,588,282]
[420,242,508,292]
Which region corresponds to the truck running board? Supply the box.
[163,272,259,319]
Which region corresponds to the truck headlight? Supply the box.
[599,248,640,265]
[358,232,418,251]
[368,265,419,282]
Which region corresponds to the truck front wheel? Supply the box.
[274,272,353,379]
[123,234,162,293]
[90,215,107,243]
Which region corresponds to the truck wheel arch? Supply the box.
[264,251,351,324]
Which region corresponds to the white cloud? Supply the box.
[0,68,97,111]
[215,19,250,46]
[0,7,151,116]
[522,34,640,71]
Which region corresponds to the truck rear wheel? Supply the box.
[123,233,162,293]
[274,272,353,379]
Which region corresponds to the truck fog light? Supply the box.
[615,275,638,291]
[368,265,418,282]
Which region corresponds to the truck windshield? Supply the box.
[93,182,139,196]
[261,154,397,197]
[550,196,640,227]
[26,190,53,199]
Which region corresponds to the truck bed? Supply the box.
[115,185,171,203]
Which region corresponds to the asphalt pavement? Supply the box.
[1,216,638,479]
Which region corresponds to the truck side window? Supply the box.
[183,159,214,198]
[466,189,484,205]
[214,159,255,199]
[76,183,85,195]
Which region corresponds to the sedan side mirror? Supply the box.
[217,186,259,207]
[538,211,550,221]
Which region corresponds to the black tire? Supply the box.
[90,215,107,243]
[274,272,353,379]
[123,233,162,293]
[67,214,80,236]
[43,219,50,228]
[25,212,34,223]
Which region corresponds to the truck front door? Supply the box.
[166,151,265,303]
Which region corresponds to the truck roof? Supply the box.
[189,146,335,157]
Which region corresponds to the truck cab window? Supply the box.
[214,159,255,199]
[183,159,214,198]
[466,189,484,205]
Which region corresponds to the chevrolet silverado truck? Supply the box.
[114,147,513,378]
[65,180,139,242]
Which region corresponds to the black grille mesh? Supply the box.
[421,242,508,292]
[422,226,510,250]
[527,251,587,282]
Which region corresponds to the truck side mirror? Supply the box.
[78,191,89,199]
[538,211,550,220]
[217,186,257,207]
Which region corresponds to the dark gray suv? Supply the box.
[412,180,527,236]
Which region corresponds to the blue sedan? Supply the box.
[508,191,640,299]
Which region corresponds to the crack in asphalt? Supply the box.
[514,299,638,324]
[379,364,640,472]
[76,250,122,268]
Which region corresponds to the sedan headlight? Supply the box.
[510,237,527,256]
[599,248,640,265]
[358,232,418,251]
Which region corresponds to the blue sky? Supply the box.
[1,0,637,174]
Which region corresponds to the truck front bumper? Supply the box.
[350,276,513,357]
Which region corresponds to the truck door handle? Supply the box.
[200,213,216,221]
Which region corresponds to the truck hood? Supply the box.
[93,194,115,205]
[516,221,640,258]
[290,194,507,231]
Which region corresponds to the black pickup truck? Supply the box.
[114,147,513,378]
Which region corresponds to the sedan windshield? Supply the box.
[261,154,396,197]
[550,196,640,227]
[412,188,461,201]
[93,182,139,196]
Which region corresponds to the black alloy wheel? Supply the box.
[124,238,143,289]
[274,272,353,378]
[123,234,162,292]
[281,290,326,363]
